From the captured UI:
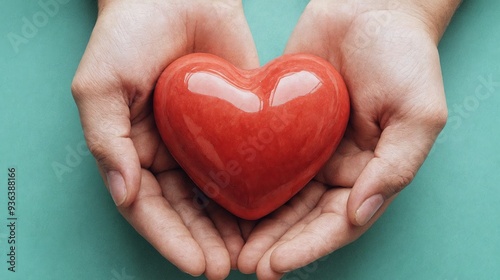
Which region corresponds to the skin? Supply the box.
[72,1,259,279]
[238,1,461,279]
[72,0,460,279]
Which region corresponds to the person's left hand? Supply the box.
[237,1,456,278]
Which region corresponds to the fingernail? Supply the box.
[355,194,384,226]
[106,171,127,206]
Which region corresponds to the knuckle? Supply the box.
[377,157,416,195]
[391,169,415,194]
[418,103,448,131]
[71,73,104,103]
[432,107,448,130]
[70,76,86,101]
[85,139,113,172]
[71,66,122,103]
[85,135,105,159]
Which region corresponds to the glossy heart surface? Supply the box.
[154,53,349,220]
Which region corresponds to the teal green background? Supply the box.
[1,0,499,279]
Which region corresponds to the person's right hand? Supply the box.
[71,1,259,278]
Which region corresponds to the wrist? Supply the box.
[398,0,462,42]
[317,0,461,44]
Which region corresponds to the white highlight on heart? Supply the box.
[187,71,263,113]
[270,71,322,107]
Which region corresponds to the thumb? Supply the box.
[347,121,443,226]
[72,82,141,208]
[192,2,259,69]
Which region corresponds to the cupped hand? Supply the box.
[71,0,258,278]
[238,0,458,278]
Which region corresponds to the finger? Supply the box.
[238,182,326,274]
[239,219,257,241]
[72,84,141,207]
[265,189,388,274]
[256,248,285,280]
[267,189,358,273]
[347,121,443,226]
[158,171,231,280]
[205,203,245,270]
[129,111,179,173]
[283,1,352,69]
[255,208,322,280]
[194,1,259,69]
[119,169,205,276]
[315,129,374,187]
[283,1,330,58]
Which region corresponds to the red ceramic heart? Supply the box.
[154,53,349,220]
